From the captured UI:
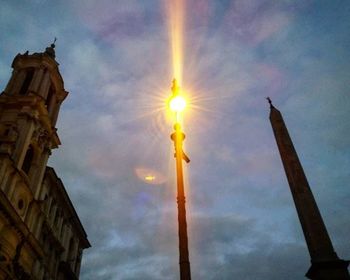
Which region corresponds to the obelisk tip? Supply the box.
[266,97,274,109]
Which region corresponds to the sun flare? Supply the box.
[169,95,186,112]
[167,0,185,85]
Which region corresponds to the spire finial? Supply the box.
[45,37,57,59]
[51,37,57,48]
[266,97,274,109]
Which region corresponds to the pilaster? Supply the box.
[10,69,26,96]
[38,71,51,99]
[51,102,61,127]
[31,149,50,199]
[30,67,45,94]
[48,94,57,115]
[13,113,36,168]
[4,69,19,94]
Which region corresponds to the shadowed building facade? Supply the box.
[268,98,349,280]
[0,44,90,279]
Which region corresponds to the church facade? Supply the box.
[0,44,90,279]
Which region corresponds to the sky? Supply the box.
[1,0,350,279]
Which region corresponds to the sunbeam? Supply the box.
[167,0,185,86]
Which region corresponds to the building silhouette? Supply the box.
[0,44,90,279]
[268,98,349,280]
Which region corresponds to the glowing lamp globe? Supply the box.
[169,95,186,112]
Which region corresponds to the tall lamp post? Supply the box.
[169,79,191,280]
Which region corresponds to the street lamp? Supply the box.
[169,79,191,280]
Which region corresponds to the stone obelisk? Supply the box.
[268,98,349,279]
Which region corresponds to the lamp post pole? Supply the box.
[169,80,191,280]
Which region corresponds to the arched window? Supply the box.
[22,145,34,174]
[19,68,35,96]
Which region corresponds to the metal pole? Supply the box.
[171,123,191,280]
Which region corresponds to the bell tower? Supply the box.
[0,41,68,198]
[0,43,89,280]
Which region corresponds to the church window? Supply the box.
[22,145,34,174]
[19,68,35,95]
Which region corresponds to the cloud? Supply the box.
[1,0,350,279]
[219,0,294,45]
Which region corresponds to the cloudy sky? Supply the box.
[1,0,350,279]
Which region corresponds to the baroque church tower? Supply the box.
[0,44,90,279]
[0,42,67,196]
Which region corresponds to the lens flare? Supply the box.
[169,95,186,112]
[167,0,185,85]
[135,167,167,185]
[145,175,156,181]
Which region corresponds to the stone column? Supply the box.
[62,228,72,260]
[70,238,79,271]
[50,203,57,226]
[48,95,57,116]
[32,148,50,199]
[24,201,35,230]
[60,223,66,243]
[38,71,51,99]
[12,114,36,168]
[6,173,18,200]
[4,69,19,94]
[10,69,27,95]
[75,249,82,275]
[51,101,61,127]
[34,214,44,240]
[0,160,12,191]
[29,67,45,94]
[46,196,53,216]
[58,215,63,238]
